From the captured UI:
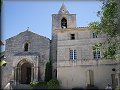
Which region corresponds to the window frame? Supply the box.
[70,34,75,40]
[69,49,77,60]
[93,47,101,60]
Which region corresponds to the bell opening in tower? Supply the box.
[61,18,67,29]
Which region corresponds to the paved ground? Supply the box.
[11,84,31,89]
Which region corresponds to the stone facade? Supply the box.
[56,28,119,89]
[2,30,50,88]
[51,4,76,78]
[52,4,120,89]
[2,4,120,89]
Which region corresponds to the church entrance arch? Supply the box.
[21,62,31,84]
[16,59,34,84]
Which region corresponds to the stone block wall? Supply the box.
[1,30,50,88]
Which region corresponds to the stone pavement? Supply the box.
[11,84,31,90]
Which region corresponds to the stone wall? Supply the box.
[1,30,50,88]
[57,64,118,89]
[52,14,76,30]
[51,10,76,78]
[56,27,119,89]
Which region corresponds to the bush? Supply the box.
[47,79,59,89]
[30,81,39,87]
[30,81,47,89]
[115,87,120,90]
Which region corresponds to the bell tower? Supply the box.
[52,3,76,30]
[51,4,76,79]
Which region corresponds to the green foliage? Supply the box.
[30,81,39,87]
[89,21,101,34]
[47,79,59,89]
[30,79,59,89]
[115,87,120,90]
[44,61,52,82]
[88,0,120,59]
[30,81,47,89]
[89,0,119,37]
[93,43,102,48]
[103,43,117,59]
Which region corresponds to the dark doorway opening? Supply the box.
[27,67,31,84]
[21,63,31,84]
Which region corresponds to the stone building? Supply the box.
[1,4,120,89]
[51,4,120,89]
[1,30,50,88]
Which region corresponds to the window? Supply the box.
[92,32,97,38]
[93,47,101,60]
[61,18,67,28]
[70,34,75,40]
[24,43,28,51]
[69,49,77,60]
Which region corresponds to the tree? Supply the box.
[44,61,52,82]
[89,0,120,60]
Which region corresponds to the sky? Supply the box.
[2,0,103,43]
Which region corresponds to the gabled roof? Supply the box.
[58,3,70,14]
[6,30,50,41]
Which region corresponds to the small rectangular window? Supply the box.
[93,48,101,60]
[70,34,75,40]
[69,49,77,60]
[93,32,97,38]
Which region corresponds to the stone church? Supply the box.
[1,4,120,89]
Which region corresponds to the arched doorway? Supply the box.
[16,59,34,84]
[21,62,31,84]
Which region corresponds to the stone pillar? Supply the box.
[34,67,38,81]
[31,67,34,81]
[14,67,20,84]
[14,67,16,85]
[34,56,39,81]
[18,67,21,84]
[14,66,21,84]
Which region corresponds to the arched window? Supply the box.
[61,18,67,28]
[24,43,28,51]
